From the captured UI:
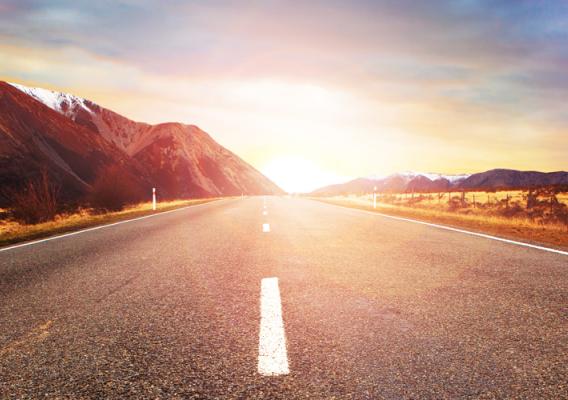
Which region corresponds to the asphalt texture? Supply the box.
[1,196,567,399]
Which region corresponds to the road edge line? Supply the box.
[0,199,227,253]
[315,200,568,257]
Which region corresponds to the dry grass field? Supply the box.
[0,199,219,247]
[315,188,568,250]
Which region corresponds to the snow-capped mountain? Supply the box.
[0,82,147,203]
[399,171,470,183]
[8,82,154,152]
[367,171,470,184]
[312,169,568,195]
[0,81,283,205]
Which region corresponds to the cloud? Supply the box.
[0,0,566,180]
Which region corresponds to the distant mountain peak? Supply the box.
[366,171,471,183]
[313,169,568,195]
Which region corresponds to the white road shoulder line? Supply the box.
[258,277,289,376]
[262,223,270,233]
[0,199,226,253]
[320,201,568,257]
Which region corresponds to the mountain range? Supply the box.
[311,169,568,196]
[2,81,566,206]
[0,82,283,206]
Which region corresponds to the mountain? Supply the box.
[311,169,568,195]
[406,175,450,192]
[0,81,282,205]
[366,171,470,184]
[460,169,568,189]
[130,122,282,197]
[310,178,375,196]
[0,82,148,204]
[8,82,148,152]
[312,172,470,195]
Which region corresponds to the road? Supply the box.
[1,196,567,399]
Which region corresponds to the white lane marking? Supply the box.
[0,199,227,253]
[263,211,268,216]
[263,223,270,233]
[319,201,568,257]
[258,277,289,376]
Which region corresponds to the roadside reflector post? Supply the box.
[373,186,377,209]
[152,187,157,211]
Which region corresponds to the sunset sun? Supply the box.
[261,156,347,194]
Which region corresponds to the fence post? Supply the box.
[152,187,157,211]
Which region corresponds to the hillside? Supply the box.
[0,81,283,205]
[0,82,148,205]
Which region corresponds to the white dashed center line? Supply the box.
[263,210,268,216]
[258,277,289,376]
[262,223,270,232]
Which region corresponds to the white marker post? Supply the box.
[373,186,377,209]
[152,187,157,211]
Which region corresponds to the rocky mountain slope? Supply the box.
[0,82,148,204]
[0,81,282,205]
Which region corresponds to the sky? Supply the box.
[0,0,567,192]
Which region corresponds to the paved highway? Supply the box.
[1,197,566,399]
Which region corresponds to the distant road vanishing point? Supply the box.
[1,197,566,398]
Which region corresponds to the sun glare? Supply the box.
[262,157,347,193]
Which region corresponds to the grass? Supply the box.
[0,198,220,248]
[360,190,568,207]
[314,193,568,251]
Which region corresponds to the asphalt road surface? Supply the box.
[1,197,567,399]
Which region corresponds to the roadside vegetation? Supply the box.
[0,168,218,247]
[314,187,568,250]
[0,199,217,247]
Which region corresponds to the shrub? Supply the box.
[546,198,568,228]
[448,196,464,211]
[498,202,524,218]
[9,169,60,224]
[89,165,143,212]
